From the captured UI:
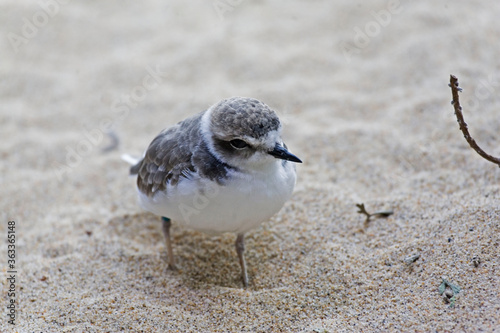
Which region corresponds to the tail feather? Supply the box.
[121,154,142,175]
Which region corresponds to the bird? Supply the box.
[126,97,302,287]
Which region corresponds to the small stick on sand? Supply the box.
[356,203,393,224]
[449,75,500,167]
[101,130,120,153]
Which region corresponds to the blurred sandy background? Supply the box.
[1,0,499,331]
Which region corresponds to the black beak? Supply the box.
[268,144,302,163]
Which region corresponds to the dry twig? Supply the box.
[101,130,120,153]
[356,203,393,224]
[449,75,500,167]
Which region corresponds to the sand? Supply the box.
[1,0,499,331]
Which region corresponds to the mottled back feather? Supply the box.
[131,111,234,197]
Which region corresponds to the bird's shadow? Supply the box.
[107,212,248,288]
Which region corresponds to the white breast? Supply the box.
[137,161,297,234]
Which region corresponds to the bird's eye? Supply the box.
[229,139,248,149]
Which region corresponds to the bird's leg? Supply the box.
[161,217,176,270]
[235,233,248,287]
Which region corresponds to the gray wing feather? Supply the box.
[131,110,234,198]
[132,113,203,197]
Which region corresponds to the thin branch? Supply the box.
[449,75,500,167]
[101,130,120,153]
[356,203,393,224]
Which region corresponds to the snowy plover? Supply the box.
[126,97,302,286]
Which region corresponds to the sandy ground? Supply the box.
[1,0,500,332]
